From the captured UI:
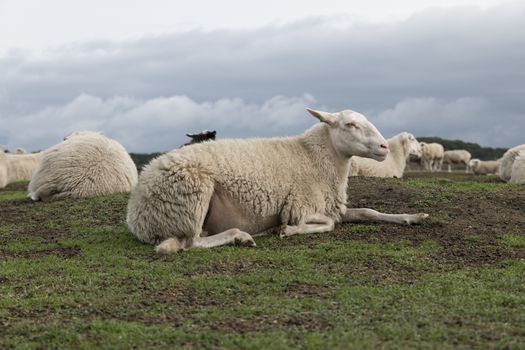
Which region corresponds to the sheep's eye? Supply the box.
[345,122,359,129]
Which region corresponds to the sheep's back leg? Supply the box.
[155,228,256,254]
[343,208,428,225]
[280,213,335,238]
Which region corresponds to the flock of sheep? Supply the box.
[349,137,524,182]
[1,108,524,253]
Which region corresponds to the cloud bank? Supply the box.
[5,94,319,152]
[1,2,524,151]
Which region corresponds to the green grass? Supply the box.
[1,178,524,349]
[0,190,27,202]
[502,234,525,248]
[400,178,514,192]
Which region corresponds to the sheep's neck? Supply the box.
[388,137,408,172]
[300,124,350,187]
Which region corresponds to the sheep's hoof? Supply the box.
[155,238,184,254]
[27,193,40,201]
[404,213,429,225]
[237,239,257,247]
[234,232,256,247]
[279,225,296,238]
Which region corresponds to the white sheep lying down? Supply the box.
[509,150,525,184]
[420,142,444,172]
[469,159,500,175]
[127,109,429,253]
[28,131,138,201]
[349,132,421,178]
[442,149,471,173]
[500,144,525,182]
[0,152,43,189]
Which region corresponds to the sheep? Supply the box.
[15,148,28,154]
[0,151,43,189]
[0,152,6,188]
[499,144,525,182]
[509,150,525,184]
[442,150,471,173]
[420,142,444,172]
[349,132,422,178]
[182,130,217,147]
[28,131,138,201]
[127,108,429,254]
[469,159,500,175]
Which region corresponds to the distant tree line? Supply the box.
[417,137,507,160]
[129,152,162,171]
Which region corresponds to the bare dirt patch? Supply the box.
[207,312,333,333]
[0,247,80,260]
[345,173,525,267]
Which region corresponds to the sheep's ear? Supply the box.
[306,109,337,126]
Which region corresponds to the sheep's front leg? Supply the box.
[343,208,428,225]
[155,228,256,254]
[192,228,256,248]
[280,213,335,238]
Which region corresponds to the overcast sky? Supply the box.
[0,0,523,152]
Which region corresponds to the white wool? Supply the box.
[28,131,138,200]
[0,152,43,189]
[509,150,525,184]
[442,149,471,172]
[469,159,500,175]
[500,144,525,182]
[420,142,444,172]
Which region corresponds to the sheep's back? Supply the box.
[510,152,525,184]
[500,144,525,181]
[29,134,137,199]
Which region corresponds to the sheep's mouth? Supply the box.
[374,149,389,157]
[371,153,388,161]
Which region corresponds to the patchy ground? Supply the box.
[0,173,524,349]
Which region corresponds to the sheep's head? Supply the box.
[401,132,422,158]
[307,108,389,161]
[469,158,480,169]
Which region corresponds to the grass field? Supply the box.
[1,173,524,349]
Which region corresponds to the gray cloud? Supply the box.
[4,93,319,152]
[1,2,524,151]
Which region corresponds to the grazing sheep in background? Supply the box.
[509,150,525,184]
[15,148,28,154]
[0,152,7,188]
[468,158,479,173]
[182,130,217,147]
[349,132,422,178]
[28,131,138,201]
[0,152,43,189]
[443,150,471,173]
[469,159,500,175]
[420,142,444,172]
[500,144,525,182]
[127,108,429,254]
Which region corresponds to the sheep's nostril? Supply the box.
[380,144,389,150]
